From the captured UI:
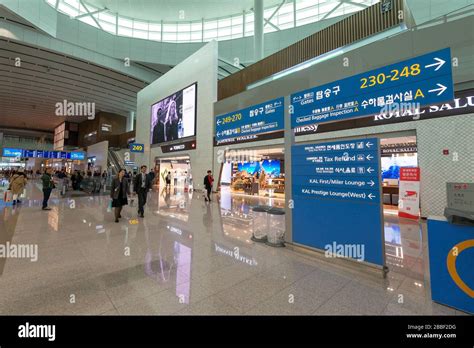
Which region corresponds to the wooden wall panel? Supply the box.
[218,0,405,100]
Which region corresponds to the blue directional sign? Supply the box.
[2,148,23,158]
[291,48,453,128]
[23,150,36,158]
[215,97,284,144]
[292,138,384,266]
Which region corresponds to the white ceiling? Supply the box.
[86,0,286,21]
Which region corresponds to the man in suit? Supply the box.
[134,165,152,217]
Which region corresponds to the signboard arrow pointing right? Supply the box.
[368,180,375,187]
[429,83,447,96]
[425,57,446,71]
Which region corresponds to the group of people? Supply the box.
[110,167,214,222]
[110,165,153,222]
[2,164,215,221]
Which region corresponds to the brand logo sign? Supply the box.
[447,240,474,298]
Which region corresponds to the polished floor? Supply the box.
[0,181,467,315]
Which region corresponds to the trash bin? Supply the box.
[265,208,286,247]
[251,205,270,242]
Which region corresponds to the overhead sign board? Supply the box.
[291,48,453,129]
[294,88,474,136]
[70,152,85,160]
[2,148,23,158]
[1,148,85,160]
[292,138,384,266]
[130,143,145,153]
[215,97,284,145]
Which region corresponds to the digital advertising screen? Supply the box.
[150,83,197,145]
[2,148,23,158]
[381,154,418,180]
[70,152,85,160]
[237,160,281,177]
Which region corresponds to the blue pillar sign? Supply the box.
[291,138,384,266]
[215,97,284,144]
[291,48,453,128]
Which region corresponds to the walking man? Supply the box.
[134,165,152,217]
[203,170,214,202]
[41,168,55,210]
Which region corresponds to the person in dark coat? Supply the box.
[134,165,152,218]
[110,169,130,223]
[203,170,214,202]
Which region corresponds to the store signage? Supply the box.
[130,143,145,153]
[215,97,284,145]
[2,148,23,158]
[161,140,196,153]
[294,88,474,136]
[291,48,453,129]
[398,167,421,220]
[292,138,384,266]
[381,145,417,154]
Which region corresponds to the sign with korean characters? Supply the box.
[215,97,284,145]
[292,138,385,266]
[398,167,421,220]
[291,48,453,129]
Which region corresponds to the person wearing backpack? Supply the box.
[203,170,214,202]
[9,168,27,205]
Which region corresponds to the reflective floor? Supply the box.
[0,181,468,315]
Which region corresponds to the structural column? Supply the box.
[254,0,264,61]
[126,111,135,132]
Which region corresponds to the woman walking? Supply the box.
[9,168,27,205]
[110,169,130,223]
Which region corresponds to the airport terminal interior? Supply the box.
[0,0,473,318]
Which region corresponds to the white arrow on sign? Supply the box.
[366,154,374,161]
[217,119,222,125]
[367,180,375,187]
[367,167,374,173]
[366,142,373,148]
[368,193,375,200]
[428,83,447,96]
[425,57,446,71]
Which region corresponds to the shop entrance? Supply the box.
[219,147,285,198]
[155,156,192,190]
[380,134,418,215]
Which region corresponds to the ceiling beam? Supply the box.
[79,0,103,30]
[75,7,108,19]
